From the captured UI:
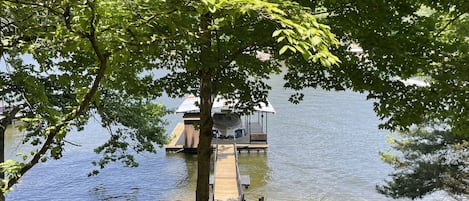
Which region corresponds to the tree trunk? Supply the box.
[1,123,4,196]
[1,106,21,201]
[196,13,213,201]
[1,122,4,201]
[196,70,213,201]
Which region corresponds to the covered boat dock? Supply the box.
[165,95,275,153]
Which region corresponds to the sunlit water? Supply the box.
[5,74,455,201]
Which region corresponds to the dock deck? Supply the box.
[165,123,268,153]
[213,144,243,201]
[165,123,185,152]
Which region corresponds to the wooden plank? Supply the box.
[165,123,184,150]
[213,144,241,201]
[236,144,268,148]
[182,117,200,121]
[250,133,267,141]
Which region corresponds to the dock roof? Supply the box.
[175,95,275,114]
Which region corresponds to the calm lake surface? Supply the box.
[5,74,455,201]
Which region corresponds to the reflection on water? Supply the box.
[238,153,270,201]
[161,153,198,201]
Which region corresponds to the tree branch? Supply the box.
[0,11,32,27]
[4,2,110,192]
[434,11,467,37]
[0,106,22,135]
[222,45,257,67]
[4,0,63,16]
[63,139,81,147]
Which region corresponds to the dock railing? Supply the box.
[212,143,219,201]
[234,143,244,201]
[212,143,244,201]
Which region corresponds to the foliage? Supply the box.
[90,90,169,176]
[0,160,22,193]
[5,0,466,200]
[378,128,469,200]
[289,1,469,136]
[0,0,168,195]
[152,0,339,108]
[294,1,469,199]
[139,1,340,200]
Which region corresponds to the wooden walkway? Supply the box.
[165,124,268,153]
[165,123,184,152]
[213,144,243,201]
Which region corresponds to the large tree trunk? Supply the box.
[196,13,213,201]
[196,70,213,201]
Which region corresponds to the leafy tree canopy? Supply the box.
[1,0,170,195]
[379,128,468,200]
[150,0,339,107]
[3,0,467,200]
[1,1,340,200]
[287,1,468,137]
[140,1,340,200]
[296,1,468,199]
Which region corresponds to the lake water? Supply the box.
[4,74,455,201]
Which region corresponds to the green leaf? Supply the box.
[208,6,216,13]
[311,36,322,46]
[272,30,282,37]
[279,45,292,55]
[277,36,285,42]
[288,45,297,53]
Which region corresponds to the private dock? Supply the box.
[165,95,273,153]
[213,144,244,201]
[164,95,271,200]
[165,123,269,153]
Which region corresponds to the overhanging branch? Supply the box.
[434,11,467,37]
[3,2,110,192]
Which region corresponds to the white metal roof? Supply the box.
[253,100,276,113]
[175,95,275,114]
